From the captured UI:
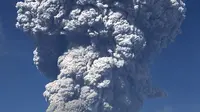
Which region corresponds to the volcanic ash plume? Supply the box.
[16,0,186,112]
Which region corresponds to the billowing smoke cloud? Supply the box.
[16,0,186,112]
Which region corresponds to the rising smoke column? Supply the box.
[16,0,186,112]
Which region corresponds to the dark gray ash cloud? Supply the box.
[16,0,186,112]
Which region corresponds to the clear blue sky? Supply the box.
[0,0,199,112]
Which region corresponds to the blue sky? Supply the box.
[142,1,200,112]
[0,0,199,112]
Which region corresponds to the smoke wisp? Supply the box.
[16,0,186,112]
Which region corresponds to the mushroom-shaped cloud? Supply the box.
[16,0,186,112]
